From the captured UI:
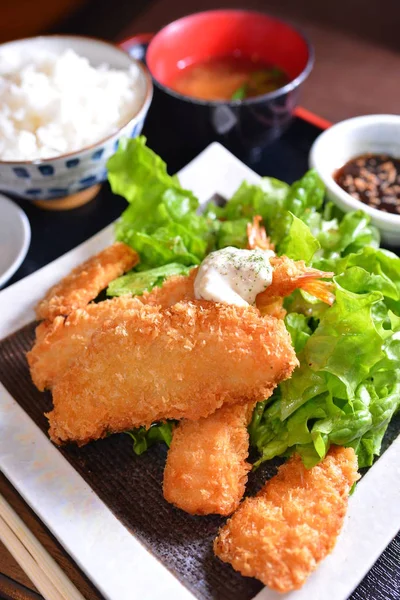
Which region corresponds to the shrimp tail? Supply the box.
[257,256,334,308]
[247,216,275,251]
[297,275,336,306]
[247,217,335,308]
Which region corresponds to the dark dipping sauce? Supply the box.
[334,153,400,215]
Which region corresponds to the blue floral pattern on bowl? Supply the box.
[0,116,148,202]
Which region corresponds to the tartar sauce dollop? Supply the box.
[194,246,275,307]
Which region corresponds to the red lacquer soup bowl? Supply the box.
[122,10,314,158]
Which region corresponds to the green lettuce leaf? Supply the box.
[108,136,195,212]
[285,169,325,216]
[107,263,193,297]
[123,224,204,267]
[108,137,214,267]
[337,247,400,300]
[279,213,320,262]
[268,170,325,242]
[126,422,174,456]
[215,218,250,249]
[312,211,380,272]
[220,178,289,223]
[250,254,400,469]
[284,313,312,354]
[302,272,383,400]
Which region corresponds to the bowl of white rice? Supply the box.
[0,35,153,209]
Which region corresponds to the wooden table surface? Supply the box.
[1,1,400,597]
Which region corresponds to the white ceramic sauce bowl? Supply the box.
[309,114,400,246]
[0,35,153,208]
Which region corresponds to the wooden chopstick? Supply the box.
[0,514,63,600]
[0,572,44,600]
[0,494,86,600]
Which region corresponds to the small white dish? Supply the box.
[309,114,400,246]
[0,195,31,287]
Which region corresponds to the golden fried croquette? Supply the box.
[27,297,139,391]
[214,446,359,592]
[35,242,138,321]
[48,300,298,445]
[163,402,256,516]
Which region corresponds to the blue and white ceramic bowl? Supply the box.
[0,35,153,207]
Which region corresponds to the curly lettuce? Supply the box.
[126,422,174,456]
[108,136,214,267]
[250,250,400,469]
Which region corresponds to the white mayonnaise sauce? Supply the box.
[194,247,275,307]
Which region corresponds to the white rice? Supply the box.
[0,48,145,161]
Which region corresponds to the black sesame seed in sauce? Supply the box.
[334,153,400,215]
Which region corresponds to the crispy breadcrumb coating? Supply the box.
[214,446,359,592]
[30,254,329,392]
[48,300,298,445]
[140,268,197,307]
[27,297,139,391]
[35,242,138,321]
[163,403,256,516]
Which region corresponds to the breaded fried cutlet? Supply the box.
[214,446,359,592]
[163,402,255,516]
[35,242,138,321]
[48,300,298,445]
[27,296,139,391]
[140,268,197,307]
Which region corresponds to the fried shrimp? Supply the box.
[140,217,333,311]
[214,446,359,592]
[246,215,335,313]
[163,402,256,516]
[246,215,275,252]
[48,300,298,445]
[35,242,138,321]
[27,296,139,391]
[140,258,333,312]
[256,255,335,311]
